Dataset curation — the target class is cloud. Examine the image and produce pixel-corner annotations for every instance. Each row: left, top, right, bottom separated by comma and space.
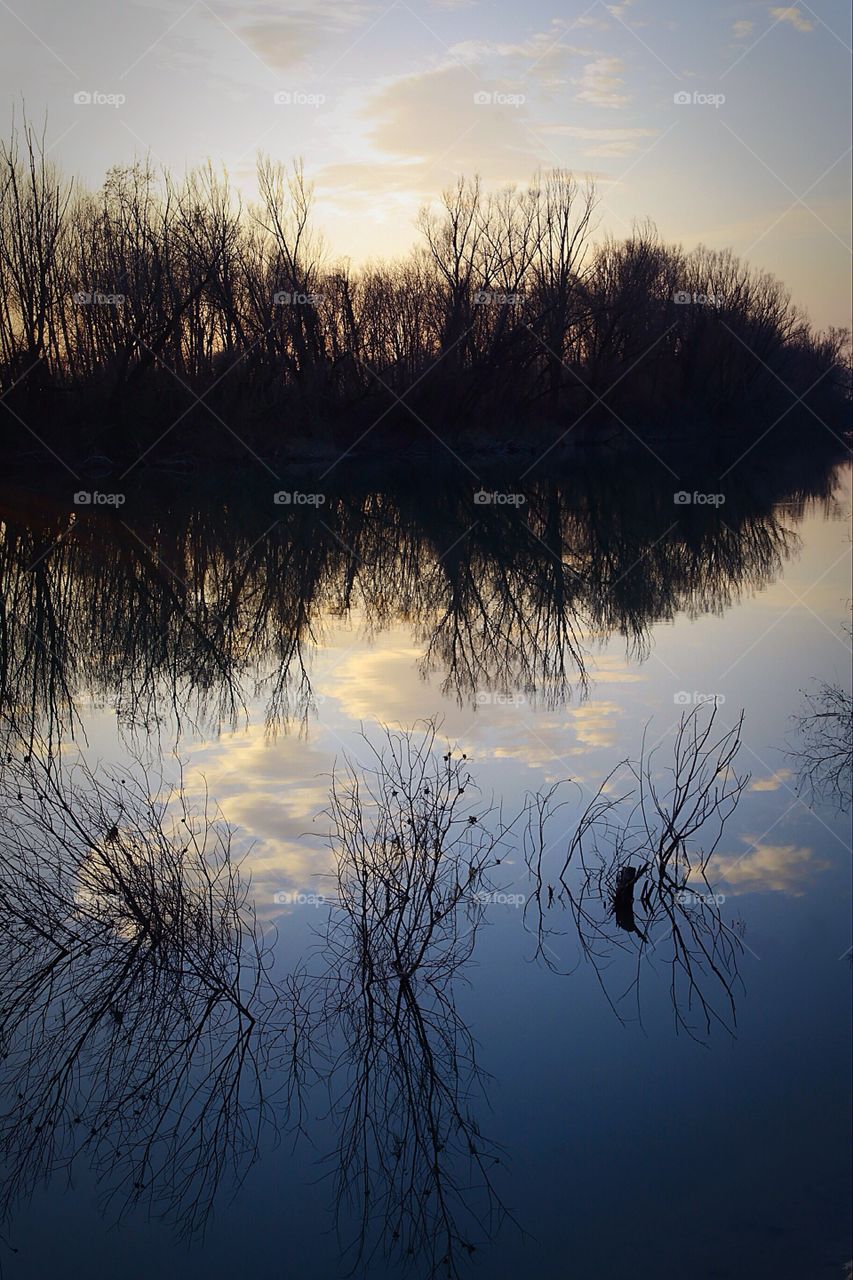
732, 19, 755, 40
312, 160, 431, 218
179, 724, 335, 916
568, 699, 622, 749
361, 63, 541, 182
237, 18, 323, 71
575, 57, 629, 108
714, 839, 830, 895
233, 2, 375, 72
570, 15, 612, 33
481, 706, 611, 778
540, 124, 657, 157
748, 769, 794, 792
321, 642, 434, 723
769, 6, 814, 32
311, 70, 542, 231
444, 25, 591, 87
587, 654, 645, 683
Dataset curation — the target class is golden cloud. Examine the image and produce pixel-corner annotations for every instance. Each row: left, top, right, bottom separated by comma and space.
714, 839, 830, 895
769, 7, 814, 33
575, 57, 629, 108
748, 769, 794, 792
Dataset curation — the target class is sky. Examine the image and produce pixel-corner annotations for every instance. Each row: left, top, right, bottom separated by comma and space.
0, 0, 850, 329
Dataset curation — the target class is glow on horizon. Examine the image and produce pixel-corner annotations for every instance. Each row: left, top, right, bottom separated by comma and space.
0, 0, 850, 329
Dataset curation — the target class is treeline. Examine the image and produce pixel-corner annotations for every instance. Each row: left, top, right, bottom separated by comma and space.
0, 119, 849, 460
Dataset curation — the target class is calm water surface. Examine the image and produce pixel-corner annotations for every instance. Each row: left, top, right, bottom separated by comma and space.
1, 455, 850, 1279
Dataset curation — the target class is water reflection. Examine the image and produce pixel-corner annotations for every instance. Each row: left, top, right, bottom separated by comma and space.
0, 735, 280, 1239
0, 724, 531, 1270
0, 451, 840, 744
525, 707, 747, 1040
789, 621, 853, 813
0, 715, 752, 1274
0, 457, 848, 1276
304, 725, 523, 1277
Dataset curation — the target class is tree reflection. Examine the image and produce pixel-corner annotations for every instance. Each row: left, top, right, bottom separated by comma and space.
0, 722, 533, 1272
0, 711, 760, 1271
0, 453, 835, 746
789, 623, 853, 813
525, 707, 748, 1040
304, 724, 526, 1278
0, 733, 279, 1239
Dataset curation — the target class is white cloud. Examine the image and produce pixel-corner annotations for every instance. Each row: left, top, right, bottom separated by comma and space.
443, 25, 592, 86
571, 15, 612, 33
732, 19, 755, 40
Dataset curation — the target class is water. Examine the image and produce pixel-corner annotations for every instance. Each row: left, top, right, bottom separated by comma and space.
0, 452, 850, 1279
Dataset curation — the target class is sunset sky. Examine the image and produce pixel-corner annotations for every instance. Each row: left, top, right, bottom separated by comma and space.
1, 0, 850, 329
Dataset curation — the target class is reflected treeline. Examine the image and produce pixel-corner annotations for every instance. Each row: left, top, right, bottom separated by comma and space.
1, 453, 841, 742
0, 716, 749, 1275
525, 707, 747, 1040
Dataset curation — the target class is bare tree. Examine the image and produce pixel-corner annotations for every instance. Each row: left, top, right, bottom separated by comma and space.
0, 113, 846, 452
0, 115, 72, 381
